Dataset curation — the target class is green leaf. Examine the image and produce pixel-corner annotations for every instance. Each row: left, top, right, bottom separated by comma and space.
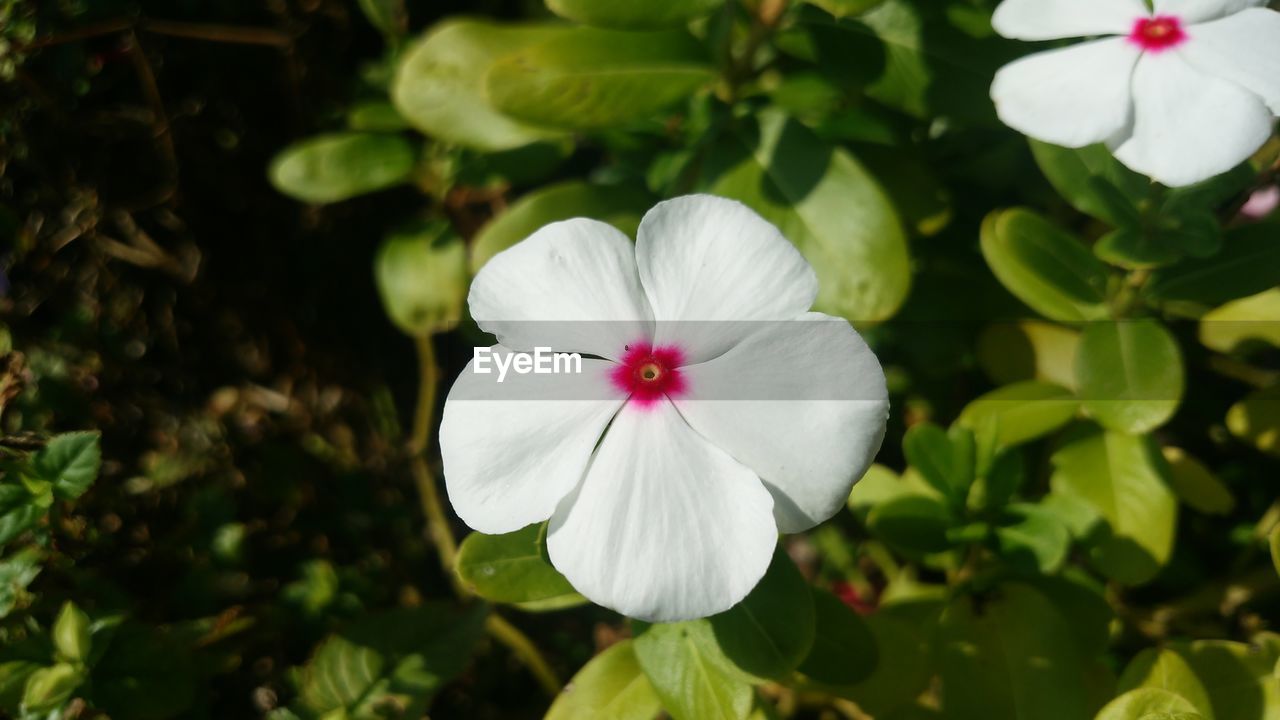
1146, 222, 1280, 312
1076, 320, 1184, 434
1117, 649, 1214, 720
346, 102, 408, 132
486, 28, 713, 130
34, 431, 101, 501
1226, 384, 1280, 458
699, 110, 910, 323
471, 181, 651, 273
994, 503, 1070, 574
797, 588, 877, 686
938, 583, 1089, 720
392, 20, 563, 151
867, 494, 953, 555
968, 448, 1026, 512
356, 0, 405, 39
374, 220, 467, 338
979, 208, 1110, 323
847, 464, 941, 520
1049, 426, 1177, 585
53, 602, 91, 663
1198, 289, 1280, 354
545, 0, 724, 29
902, 423, 973, 505
0, 548, 41, 619
1271, 525, 1280, 579
804, 0, 887, 17
1028, 141, 1149, 227
1171, 635, 1280, 720
1096, 688, 1203, 720
957, 381, 1078, 449
0, 661, 40, 714
268, 133, 415, 204
1024, 571, 1113, 658
634, 621, 752, 720
1161, 447, 1234, 516
1095, 226, 1183, 270
456, 524, 584, 611
0, 485, 41, 548
21, 662, 84, 714
710, 548, 815, 681
977, 321, 1080, 390
546, 640, 661, 720
836, 611, 933, 717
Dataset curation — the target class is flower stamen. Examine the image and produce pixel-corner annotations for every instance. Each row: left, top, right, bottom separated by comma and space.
610, 342, 687, 407
1129, 15, 1187, 52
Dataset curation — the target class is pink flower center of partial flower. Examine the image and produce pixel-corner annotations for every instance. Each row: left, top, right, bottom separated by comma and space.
610, 342, 687, 408
1130, 15, 1187, 51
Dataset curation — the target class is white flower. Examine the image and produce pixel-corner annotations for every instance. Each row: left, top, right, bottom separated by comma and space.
440, 195, 889, 622
990, 0, 1280, 187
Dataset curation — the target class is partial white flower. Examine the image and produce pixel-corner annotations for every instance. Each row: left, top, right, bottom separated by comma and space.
440, 195, 889, 622
990, 0, 1280, 187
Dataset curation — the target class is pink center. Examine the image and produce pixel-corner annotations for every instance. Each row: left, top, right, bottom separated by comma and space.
609, 342, 687, 408
1129, 15, 1187, 51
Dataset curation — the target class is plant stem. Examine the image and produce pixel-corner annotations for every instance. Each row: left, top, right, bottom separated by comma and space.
484, 615, 563, 697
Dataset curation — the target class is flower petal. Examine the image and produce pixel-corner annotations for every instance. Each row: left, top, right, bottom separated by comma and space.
1180, 8, 1280, 114
1112, 53, 1274, 187
635, 195, 818, 364
992, 0, 1149, 40
469, 218, 652, 360
674, 314, 889, 533
991, 38, 1142, 148
440, 347, 625, 534
546, 399, 777, 622
1155, 0, 1268, 24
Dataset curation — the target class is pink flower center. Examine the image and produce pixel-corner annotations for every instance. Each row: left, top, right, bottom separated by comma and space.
610, 342, 687, 408
1129, 15, 1187, 51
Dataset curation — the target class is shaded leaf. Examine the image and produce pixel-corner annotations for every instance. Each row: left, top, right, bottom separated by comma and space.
1147, 222, 1280, 312
977, 320, 1079, 389
797, 588, 877, 686
994, 503, 1070, 574
867, 494, 953, 554
1171, 635, 1280, 720
1198, 289, 1280, 354
710, 548, 815, 681
1029, 141, 1148, 227
1161, 447, 1234, 515
979, 208, 1110, 323
374, 221, 467, 338
268, 133, 415, 204
1226, 384, 1280, 458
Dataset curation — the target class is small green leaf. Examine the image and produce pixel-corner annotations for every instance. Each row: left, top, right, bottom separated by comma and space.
392, 20, 563, 151
456, 524, 584, 610
34, 432, 101, 501
346, 101, 408, 132
1198, 289, 1280, 354
1095, 688, 1202, 720
374, 221, 467, 337
0, 547, 41, 619
1147, 222, 1280, 312
1028, 141, 1149, 227
486, 28, 713, 130
546, 640, 661, 720
902, 423, 973, 505
1226, 384, 1280, 458
1095, 226, 1182, 270
710, 548, 815, 681
867, 494, 953, 555
546, 0, 724, 29
1076, 320, 1184, 434
0, 485, 41, 548
53, 601, 91, 663
994, 503, 1070, 574
1050, 426, 1177, 585
1117, 649, 1214, 719
980, 208, 1110, 322
268, 133, 415, 204
1161, 447, 1234, 515
797, 589, 877, 686
21, 663, 83, 714
956, 381, 1078, 448
634, 621, 752, 720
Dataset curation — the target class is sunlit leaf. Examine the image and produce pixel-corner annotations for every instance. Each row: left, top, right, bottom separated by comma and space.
1170, 636, 1280, 720
994, 503, 1070, 574
456, 524, 584, 611
1117, 649, 1213, 719
977, 320, 1080, 389
1198, 289, 1280, 354
1226, 384, 1280, 458
374, 221, 467, 337
979, 208, 1110, 323
957, 380, 1078, 449
34, 431, 101, 501
1076, 320, 1184, 434
1161, 447, 1234, 516
545, 640, 661, 720
634, 621, 752, 720
1095, 688, 1202, 720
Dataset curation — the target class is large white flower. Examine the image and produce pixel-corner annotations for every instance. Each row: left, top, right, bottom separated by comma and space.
440, 195, 889, 622
990, 0, 1280, 187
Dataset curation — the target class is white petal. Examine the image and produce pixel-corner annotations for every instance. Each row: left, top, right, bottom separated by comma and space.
469, 218, 652, 361
440, 348, 625, 534
1180, 8, 1280, 114
635, 195, 818, 364
547, 399, 777, 622
1112, 53, 1274, 187
991, 38, 1142, 148
1155, 0, 1268, 24
992, 0, 1148, 40
674, 314, 889, 533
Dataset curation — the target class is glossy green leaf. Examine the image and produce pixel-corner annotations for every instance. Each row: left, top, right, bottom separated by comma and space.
1146, 222, 1280, 312
1171, 636, 1280, 720
699, 110, 910, 323
1076, 320, 1184, 434
1096, 688, 1202, 720
456, 525, 584, 611
1161, 447, 1234, 515
977, 320, 1080, 389
392, 20, 563, 151
546, 0, 724, 29
1028, 141, 1148, 227
471, 181, 651, 273
486, 28, 713, 130
867, 494, 953, 554
980, 208, 1110, 322
634, 621, 752, 720
1117, 649, 1214, 719
374, 221, 467, 337
1050, 426, 1177, 585
797, 588, 877, 686
53, 601, 91, 663
1226, 384, 1280, 458
545, 640, 661, 720
1198, 289, 1280, 354
710, 548, 815, 681
994, 503, 1070, 574
902, 423, 973, 505
34, 432, 100, 501
938, 582, 1089, 720
268, 133, 415, 204
957, 381, 1078, 448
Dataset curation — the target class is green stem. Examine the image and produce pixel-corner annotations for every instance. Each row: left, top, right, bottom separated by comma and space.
484, 615, 563, 697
